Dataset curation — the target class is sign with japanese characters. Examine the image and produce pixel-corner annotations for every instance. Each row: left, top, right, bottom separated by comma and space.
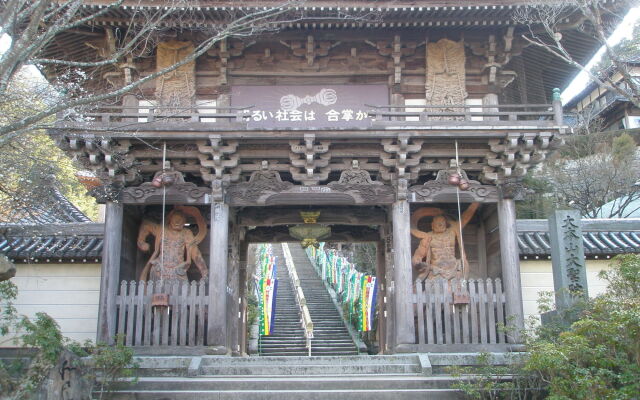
231, 85, 388, 129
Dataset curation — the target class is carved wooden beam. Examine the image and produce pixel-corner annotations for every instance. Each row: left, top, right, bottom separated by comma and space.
409, 182, 498, 203
237, 206, 386, 227
245, 225, 380, 243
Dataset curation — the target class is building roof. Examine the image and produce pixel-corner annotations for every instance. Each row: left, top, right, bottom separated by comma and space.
0, 223, 103, 263
0, 187, 92, 225
2, 218, 640, 263
517, 218, 640, 258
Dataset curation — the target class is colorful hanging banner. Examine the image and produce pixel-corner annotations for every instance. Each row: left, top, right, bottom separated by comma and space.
256, 244, 278, 336
305, 244, 378, 332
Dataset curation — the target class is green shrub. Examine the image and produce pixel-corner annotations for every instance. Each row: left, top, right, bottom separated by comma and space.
454, 254, 640, 400
523, 254, 640, 399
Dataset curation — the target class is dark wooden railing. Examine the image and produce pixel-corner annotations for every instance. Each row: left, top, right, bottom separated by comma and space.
368, 103, 561, 126
55, 101, 564, 131
412, 278, 509, 351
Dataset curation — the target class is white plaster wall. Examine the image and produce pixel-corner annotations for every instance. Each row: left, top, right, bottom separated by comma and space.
7, 263, 101, 344
520, 259, 613, 322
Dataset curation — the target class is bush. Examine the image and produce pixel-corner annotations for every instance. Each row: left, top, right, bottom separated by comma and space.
454, 254, 640, 400
0, 281, 137, 399
523, 254, 640, 399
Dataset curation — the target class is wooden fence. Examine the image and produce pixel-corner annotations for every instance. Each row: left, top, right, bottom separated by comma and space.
115, 280, 209, 347
413, 278, 507, 348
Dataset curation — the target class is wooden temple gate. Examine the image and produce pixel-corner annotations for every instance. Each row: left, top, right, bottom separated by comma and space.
43, 2, 579, 354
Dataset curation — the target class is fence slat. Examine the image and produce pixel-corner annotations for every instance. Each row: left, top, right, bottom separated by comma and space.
170, 281, 180, 346
188, 281, 197, 346
126, 281, 136, 346
478, 279, 488, 344
434, 280, 443, 344
197, 280, 206, 346
152, 281, 162, 346
179, 281, 188, 346
425, 280, 435, 344
135, 281, 145, 346
143, 281, 153, 346
161, 281, 171, 346
117, 281, 127, 339
469, 280, 479, 344
495, 278, 505, 343
443, 280, 452, 344
487, 279, 497, 344
461, 281, 470, 344
452, 281, 461, 344
415, 280, 425, 344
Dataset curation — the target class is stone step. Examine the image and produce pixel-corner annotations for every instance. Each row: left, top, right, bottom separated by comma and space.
114, 375, 462, 391
199, 355, 421, 366
199, 362, 419, 376
108, 388, 464, 399
259, 243, 358, 356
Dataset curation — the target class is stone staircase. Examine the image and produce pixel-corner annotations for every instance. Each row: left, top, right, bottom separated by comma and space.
259, 243, 359, 356
109, 354, 468, 399
258, 245, 307, 356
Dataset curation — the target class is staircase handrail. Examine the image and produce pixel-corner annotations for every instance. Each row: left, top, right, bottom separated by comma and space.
281, 243, 314, 356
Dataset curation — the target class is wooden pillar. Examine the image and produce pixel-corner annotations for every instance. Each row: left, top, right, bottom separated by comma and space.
238, 240, 249, 355
392, 199, 415, 347
97, 201, 123, 344
208, 199, 229, 352
497, 196, 525, 342
483, 93, 499, 122
228, 221, 240, 355
376, 240, 387, 354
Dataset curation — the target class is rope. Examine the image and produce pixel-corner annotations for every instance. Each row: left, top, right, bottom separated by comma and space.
454, 140, 467, 280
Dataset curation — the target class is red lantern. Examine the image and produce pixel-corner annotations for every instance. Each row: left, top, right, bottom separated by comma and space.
448, 173, 461, 185
152, 175, 163, 187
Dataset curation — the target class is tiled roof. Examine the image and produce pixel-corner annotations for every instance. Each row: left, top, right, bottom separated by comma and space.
2, 219, 639, 263
1, 188, 91, 224
0, 223, 103, 263
517, 219, 640, 258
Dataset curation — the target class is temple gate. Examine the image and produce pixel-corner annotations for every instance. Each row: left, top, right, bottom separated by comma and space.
46, 2, 575, 355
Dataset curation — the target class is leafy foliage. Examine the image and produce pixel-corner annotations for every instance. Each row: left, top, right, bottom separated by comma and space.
518, 131, 639, 218
0, 281, 136, 398
0, 73, 98, 222
453, 254, 640, 400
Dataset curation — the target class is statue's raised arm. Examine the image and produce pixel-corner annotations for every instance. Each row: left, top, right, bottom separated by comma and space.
457, 202, 479, 229
174, 206, 207, 245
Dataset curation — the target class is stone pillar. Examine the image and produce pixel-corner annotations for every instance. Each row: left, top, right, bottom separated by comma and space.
97, 201, 123, 344
497, 196, 524, 342
391, 198, 415, 347
548, 210, 588, 311
208, 182, 229, 353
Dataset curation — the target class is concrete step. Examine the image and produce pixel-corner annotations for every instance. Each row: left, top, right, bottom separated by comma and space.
115, 375, 462, 391
200, 363, 419, 376
108, 388, 464, 399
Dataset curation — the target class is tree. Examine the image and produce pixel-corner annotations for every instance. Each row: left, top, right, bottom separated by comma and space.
0, 71, 98, 221
0, 0, 381, 143
519, 125, 640, 219
0, 0, 306, 144
514, 0, 640, 107
0, 1, 379, 219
